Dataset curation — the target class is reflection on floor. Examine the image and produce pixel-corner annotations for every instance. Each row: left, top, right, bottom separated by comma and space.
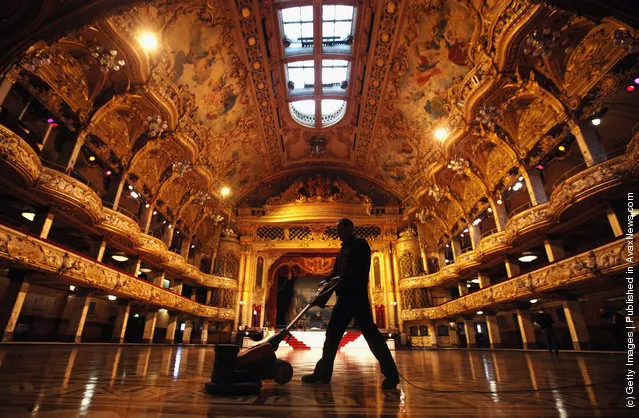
0, 345, 632, 417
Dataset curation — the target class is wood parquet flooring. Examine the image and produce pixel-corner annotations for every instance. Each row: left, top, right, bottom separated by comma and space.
0, 345, 631, 417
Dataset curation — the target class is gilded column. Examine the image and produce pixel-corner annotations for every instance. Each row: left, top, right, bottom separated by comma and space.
63, 291, 92, 343
570, 122, 607, 167
563, 300, 591, 350
65, 130, 88, 173
111, 300, 130, 343
544, 238, 565, 262
182, 320, 193, 344
390, 243, 404, 331
462, 315, 477, 348
0, 66, 19, 106
0, 270, 30, 342
142, 309, 158, 344
165, 314, 178, 344
516, 308, 537, 349
523, 169, 548, 206
485, 312, 502, 348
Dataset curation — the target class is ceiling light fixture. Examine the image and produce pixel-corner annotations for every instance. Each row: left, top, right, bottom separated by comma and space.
111, 253, 129, 262
105, 170, 112, 176
471, 278, 480, 284
138, 32, 158, 51
536, 164, 544, 170
591, 118, 601, 126
518, 252, 538, 263
130, 191, 139, 199
140, 268, 152, 273
530, 299, 538, 304
134, 313, 140, 318
153, 210, 157, 215
221, 186, 231, 197
476, 311, 484, 315
21, 211, 36, 222
69, 285, 76, 291
558, 145, 566, 152
487, 207, 493, 213
128, 185, 134, 190
466, 283, 471, 288
627, 85, 636, 93
88, 156, 96, 162
496, 198, 503, 205
107, 295, 117, 301
145, 203, 150, 208
512, 182, 523, 191
434, 127, 449, 141
472, 218, 481, 226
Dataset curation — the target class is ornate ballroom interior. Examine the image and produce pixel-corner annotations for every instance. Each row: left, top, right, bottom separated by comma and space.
0, 0, 637, 416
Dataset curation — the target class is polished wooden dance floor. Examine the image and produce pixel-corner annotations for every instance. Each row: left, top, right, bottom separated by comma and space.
0, 345, 631, 417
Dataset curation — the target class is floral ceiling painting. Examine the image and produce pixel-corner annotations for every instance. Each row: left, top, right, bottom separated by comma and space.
367, 1, 477, 193
161, 6, 269, 194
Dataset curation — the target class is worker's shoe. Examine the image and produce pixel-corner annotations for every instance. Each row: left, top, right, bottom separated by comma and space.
382, 376, 400, 390
301, 373, 330, 384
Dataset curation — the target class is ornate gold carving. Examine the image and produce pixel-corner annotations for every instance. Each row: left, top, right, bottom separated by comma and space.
266, 175, 372, 206
401, 236, 631, 320
0, 224, 234, 320
0, 123, 42, 185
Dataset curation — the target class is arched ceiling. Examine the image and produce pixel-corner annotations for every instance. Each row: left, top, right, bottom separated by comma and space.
2, 0, 638, 235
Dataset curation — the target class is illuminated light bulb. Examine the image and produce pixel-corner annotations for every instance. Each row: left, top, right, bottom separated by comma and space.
434, 127, 449, 141
466, 283, 471, 288
626, 85, 636, 93
476, 311, 483, 315
221, 186, 231, 197
138, 32, 158, 51
591, 118, 601, 126
47, 118, 54, 124
128, 185, 134, 190
145, 203, 150, 208
105, 170, 112, 176
496, 198, 503, 205
634, 77, 639, 85
130, 191, 139, 198
558, 145, 566, 152
487, 207, 493, 213
69, 285, 76, 291
530, 299, 538, 304
536, 164, 544, 170
153, 210, 157, 215
21, 211, 36, 221
88, 156, 96, 162
107, 295, 117, 301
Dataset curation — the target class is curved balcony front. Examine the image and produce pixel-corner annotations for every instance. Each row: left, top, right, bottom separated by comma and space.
0, 223, 234, 320
401, 236, 631, 321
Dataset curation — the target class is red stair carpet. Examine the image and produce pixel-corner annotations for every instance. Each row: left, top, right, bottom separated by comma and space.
338, 331, 362, 349
285, 333, 311, 349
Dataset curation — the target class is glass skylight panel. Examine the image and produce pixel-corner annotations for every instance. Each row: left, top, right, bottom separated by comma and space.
322, 99, 345, 116
287, 61, 315, 89
322, 60, 348, 87
322, 5, 354, 42
282, 6, 313, 47
291, 100, 315, 116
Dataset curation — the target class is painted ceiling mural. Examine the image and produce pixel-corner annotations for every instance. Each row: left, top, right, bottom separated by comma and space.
366, 0, 477, 192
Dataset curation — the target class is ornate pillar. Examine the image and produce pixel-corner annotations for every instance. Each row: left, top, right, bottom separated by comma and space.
428, 320, 438, 347
111, 172, 128, 211
563, 300, 591, 350
142, 309, 158, 344
451, 238, 462, 260
39, 212, 55, 240
516, 308, 537, 349
165, 314, 178, 344
462, 315, 477, 348
63, 291, 92, 343
605, 205, 624, 237
200, 320, 209, 344
111, 300, 130, 343
65, 130, 87, 173
449, 320, 460, 347
571, 123, 607, 166
0, 66, 19, 106
469, 224, 481, 249
0, 270, 29, 342
485, 312, 502, 348
140, 204, 154, 234
544, 237, 565, 262
523, 169, 548, 205
478, 272, 491, 289
390, 243, 404, 330
458, 281, 469, 296
182, 320, 193, 344
171, 281, 183, 296
181, 233, 192, 259
504, 257, 521, 278
491, 200, 508, 231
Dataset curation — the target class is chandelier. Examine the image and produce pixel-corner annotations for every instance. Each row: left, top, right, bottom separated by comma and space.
475, 104, 500, 130
427, 185, 445, 202
91, 46, 125, 72
522, 27, 561, 58
613, 30, 639, 53
145, 115, 168, 138
194, 192, 211, 205
172, 161, 192, 175
22, 51, 51, 72
447, 157, 469, 175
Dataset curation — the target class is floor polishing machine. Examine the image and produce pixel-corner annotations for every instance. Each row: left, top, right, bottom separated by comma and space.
204, 276, 341, 396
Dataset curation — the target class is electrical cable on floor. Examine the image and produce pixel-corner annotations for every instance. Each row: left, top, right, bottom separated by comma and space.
396, 372, 615, 394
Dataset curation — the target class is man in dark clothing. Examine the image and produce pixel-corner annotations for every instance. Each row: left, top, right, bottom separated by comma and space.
302, 218, 400, 390
535, 307, 559, 354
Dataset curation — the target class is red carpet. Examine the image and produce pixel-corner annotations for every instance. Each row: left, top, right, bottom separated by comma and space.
285, 333, 311, 349
338, 331, 362, 349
